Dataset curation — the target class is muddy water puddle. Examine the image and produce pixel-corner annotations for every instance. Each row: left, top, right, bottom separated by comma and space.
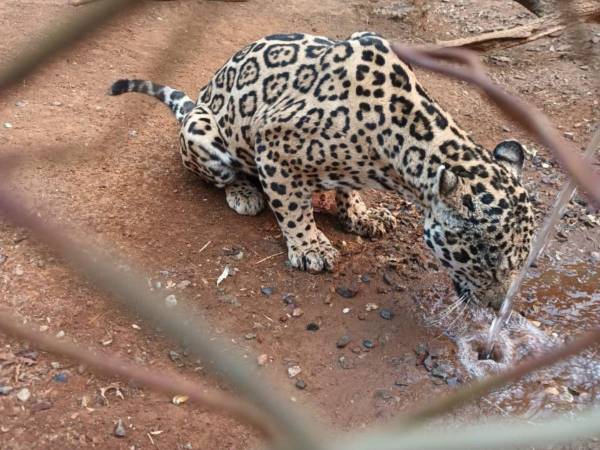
428, 261, 599, 419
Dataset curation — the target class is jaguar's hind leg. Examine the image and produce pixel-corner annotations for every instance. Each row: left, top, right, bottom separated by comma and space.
179, 105, 235, 188
225, 177, 266, 216
336, 189, 397, 237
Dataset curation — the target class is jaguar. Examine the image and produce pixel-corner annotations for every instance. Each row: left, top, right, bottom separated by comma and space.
109, 31, 535, 309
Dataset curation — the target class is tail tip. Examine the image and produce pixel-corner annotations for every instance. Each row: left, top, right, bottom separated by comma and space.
108, 79, 130, 96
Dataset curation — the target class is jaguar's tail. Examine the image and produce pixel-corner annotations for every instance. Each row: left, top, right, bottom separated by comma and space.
109, 79, 195, 123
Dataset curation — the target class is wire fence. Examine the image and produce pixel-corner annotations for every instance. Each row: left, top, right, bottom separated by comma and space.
0, 1, 599, 449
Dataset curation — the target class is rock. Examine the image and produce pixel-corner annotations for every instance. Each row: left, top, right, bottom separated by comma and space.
360, 274, 371, 283
374, 389, 393, 401
365, 302, 378, 311
591, 252, 600, 264
363, 339, 375, 349
287, 365, 302, 378
357, 312, 366, 320
446, 377, 460, 386
50, 362, 61, 369
16, 388, 30, 402
31, 401, 53, 412
415, 343, 428, 362
15, 100, 26, 107
282, 293, 296, 305
292, 308, 304, 317
430, 361, 455, 380
244, 333, 256, 340
165, 294, 178, 308
3, 122, 13, 129
335, 285, 358, 298
338, 356, 355, 369
52, 372, 68, 383
169, 350, 182, 364
394, 380, 410, 387
257, 354, 268, 366
177, 280, 192, 290
306, 322, 319, 331
379, 309, 393, 320
0, 386, 13, 395
114, 419, 126, 438
172, 395, 189, 405
260, 287, 274, 296
295, 379, 306, 390
336, 335, 351, 348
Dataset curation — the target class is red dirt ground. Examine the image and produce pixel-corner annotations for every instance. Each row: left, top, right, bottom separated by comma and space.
0, 0, 598, 449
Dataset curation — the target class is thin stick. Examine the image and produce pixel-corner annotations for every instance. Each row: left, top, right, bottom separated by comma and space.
0, 312, 273, 436
255, 251, 285, 265
198, 240, 212, 254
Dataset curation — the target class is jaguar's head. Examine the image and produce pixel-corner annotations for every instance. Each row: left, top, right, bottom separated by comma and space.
424, 140, 535, 309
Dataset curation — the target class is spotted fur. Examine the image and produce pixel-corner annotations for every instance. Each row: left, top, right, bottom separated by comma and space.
109, 32, 535, 308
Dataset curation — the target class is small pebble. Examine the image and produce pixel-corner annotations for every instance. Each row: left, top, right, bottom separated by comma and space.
336, 286, 358, 298
261, 287, 274, 296
50, 362, 61, 369
16, 388, 30, 402
52, 372, 68, 383
336, 335, 351, 348
342, 307, 351, 314
51, 100, 63, 106
177, 280, 192, 289
363, 339, 375, 349
257, 354, 268, 366
55, 330, 65, 339
0, 386, 13, 395
295, 379, 306, 390
287, 365, 302, 378
379, 309, 393, 320
292, 308, 304, 317
357, 312, 366, 320
365, 303, 378, 311
282, 293, 295, 305
244, 333, 256, 340
113, 419, 126, 438
306, 322, 319, 331
360, 274, 371, 283
164, 294, 178, 308
15, 100, 26, 107
3, 122, 13, 129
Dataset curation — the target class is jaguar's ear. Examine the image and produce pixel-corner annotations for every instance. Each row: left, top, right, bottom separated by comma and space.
493, 140, 524, 179
434, 165, 459, 198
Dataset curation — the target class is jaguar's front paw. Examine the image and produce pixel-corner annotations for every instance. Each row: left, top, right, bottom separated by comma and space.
341, 207, 397, 237
287, 232, 339, 273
